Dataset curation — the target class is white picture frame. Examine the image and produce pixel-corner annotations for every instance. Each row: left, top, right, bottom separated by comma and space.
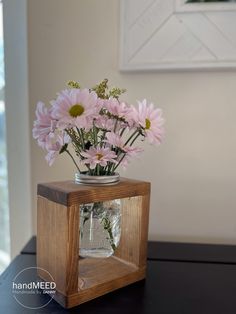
120, 0, 236, 71
176, 0, 236, 12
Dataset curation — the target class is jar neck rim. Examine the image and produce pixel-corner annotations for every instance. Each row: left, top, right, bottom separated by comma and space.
75, 172, 120, 185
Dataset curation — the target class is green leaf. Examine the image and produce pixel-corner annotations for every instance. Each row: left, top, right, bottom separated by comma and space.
59, 143, 68, 154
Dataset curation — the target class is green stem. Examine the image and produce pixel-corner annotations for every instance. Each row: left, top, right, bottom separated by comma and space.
113, 132, 141, 172
124, 130, 138, 146
101, 217, 116, 252
113, 154, 126, 172
96, 164, 100, 176
130, 132, 140, 146
100, 130, 106, 148
106, 161, 114, 175
103, 164, 108, 173
92, 123, 98, 147
65, 149, 81, 172
113, 119, 118, 133
120, 128, 126, 137
77, 127, 85, 149
66, 129, 81, 150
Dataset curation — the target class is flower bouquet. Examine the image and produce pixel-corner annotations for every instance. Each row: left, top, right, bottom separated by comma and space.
33, 79, 164, 178
33, 79, 164, 258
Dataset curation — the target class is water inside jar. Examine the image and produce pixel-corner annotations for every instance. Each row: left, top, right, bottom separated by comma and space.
79, 199, 121, 258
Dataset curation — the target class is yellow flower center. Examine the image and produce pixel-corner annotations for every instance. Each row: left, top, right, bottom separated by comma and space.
69, 103, 84, 117
96, 153, 103, 160
145, 118, 151, 130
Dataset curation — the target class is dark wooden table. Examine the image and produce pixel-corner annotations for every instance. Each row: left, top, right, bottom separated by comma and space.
1, 237, 236, 314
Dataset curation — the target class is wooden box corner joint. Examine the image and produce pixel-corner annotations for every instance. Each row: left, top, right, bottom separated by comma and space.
37, 178, 151, 308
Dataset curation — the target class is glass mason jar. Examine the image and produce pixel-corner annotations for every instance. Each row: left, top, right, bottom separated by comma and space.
76, 172, 121, 258
79, 200, 121, 258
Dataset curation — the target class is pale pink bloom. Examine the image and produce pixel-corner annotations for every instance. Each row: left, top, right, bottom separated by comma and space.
94, 115, 115, 131
33, 101, 71, 166
81, 147, 117, 169
125, 105, 140, 128
105, 132, 124, 149
51, 88, 99, 131
125, 146, 143, 157
104, 98, 133, 121
97, 97, 105, 111
32, 101, 57, 149
45, 132, 70, 166
118, 146, 143, 170
106, 132, 143, 154
133, 99, 164, 144
105, 132, 143, 169
45, 142, 62, 166
118, 155, 130, 169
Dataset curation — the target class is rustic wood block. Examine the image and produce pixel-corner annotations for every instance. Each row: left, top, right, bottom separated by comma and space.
37, 178, 150, 308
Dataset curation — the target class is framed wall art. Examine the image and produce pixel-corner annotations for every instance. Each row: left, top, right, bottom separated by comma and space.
120, 0, 236, 71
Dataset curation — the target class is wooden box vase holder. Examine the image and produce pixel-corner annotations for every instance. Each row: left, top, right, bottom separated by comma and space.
37, 178, 151, 308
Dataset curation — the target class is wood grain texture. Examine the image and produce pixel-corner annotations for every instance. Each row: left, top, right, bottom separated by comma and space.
66, 204, 79, 293
37, 178, 150, 206
37, 178, 151, 308
37, 196, 67, 294
52, 266, 146, 308
37, 196, 79, 295
78, 256, 138, 290
114, 194, 150, 268
67, 267, 146, 308
139, 194, 151, 268
114, 196, 142, 266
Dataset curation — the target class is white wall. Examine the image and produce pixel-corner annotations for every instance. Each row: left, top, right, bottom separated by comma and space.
28, 0, 236, 244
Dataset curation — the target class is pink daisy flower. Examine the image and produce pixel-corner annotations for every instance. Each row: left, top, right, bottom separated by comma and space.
105, 132, 124, 149
81, 147, 117, 169
134, 99, 164, 144
45, 132, 70, 166
105, 132, 143, 168
125, 146, 143, 157
106, 132, 143, 154
94, 115, 115, 131
45, 141, 62, 166
104, 98, 133, 121
118, 146, 143, 169
32, 101, 57, 149
51, 88, 99, 130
